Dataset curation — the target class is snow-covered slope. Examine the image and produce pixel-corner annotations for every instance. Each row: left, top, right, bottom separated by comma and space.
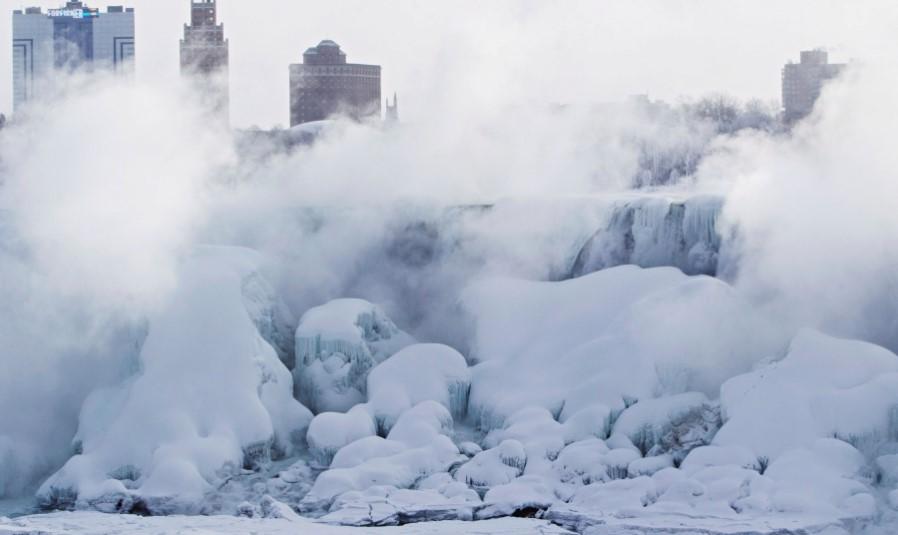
36, 247, 312, 515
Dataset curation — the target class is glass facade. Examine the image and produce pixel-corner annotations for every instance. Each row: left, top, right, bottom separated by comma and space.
12, 1, 134, 111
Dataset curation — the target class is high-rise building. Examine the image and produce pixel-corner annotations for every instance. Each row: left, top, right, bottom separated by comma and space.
180, 0, 229, 121
782, 49, 846, 122
12, 2, 134, 111
289, 40, 381, 127
385, 93, 399, 125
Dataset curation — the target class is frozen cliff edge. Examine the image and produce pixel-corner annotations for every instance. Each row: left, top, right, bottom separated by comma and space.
570, 195, 725, 278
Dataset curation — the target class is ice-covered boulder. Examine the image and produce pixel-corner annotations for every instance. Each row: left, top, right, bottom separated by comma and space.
306, 405, 377, 468
716, 330, 898, 459
478, 475, 559, 519
611, 392, 720, 461
454, 440, 527, 490
367, 344, 471, 433
293, 298, 415, 414
37, 247, 313, 514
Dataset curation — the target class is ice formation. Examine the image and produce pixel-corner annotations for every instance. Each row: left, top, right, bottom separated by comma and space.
293, 299, 414, 414
569, 195, 724, 278
10, 234, 898, 534
35, 247, 312, 514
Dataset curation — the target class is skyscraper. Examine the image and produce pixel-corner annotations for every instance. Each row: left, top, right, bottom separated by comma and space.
289, 40, 381, 127
12, 2, 134, 111
782, 49, 846, 123
180, 0, 229, 122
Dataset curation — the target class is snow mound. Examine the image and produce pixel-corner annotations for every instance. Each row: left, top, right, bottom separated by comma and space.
367, 344, 471, 433
306, 406, 377, 468
463, 265, 784, 431
300, 401, 465, 514
716, 329, 898, 459
294, 299, 414, 414
454, 440, 527, 490
37, 247, 312, 514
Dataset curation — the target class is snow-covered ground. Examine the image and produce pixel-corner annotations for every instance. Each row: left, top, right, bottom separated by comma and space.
0, 512, 574, 535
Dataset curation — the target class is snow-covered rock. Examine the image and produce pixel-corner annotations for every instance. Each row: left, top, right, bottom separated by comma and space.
367, 344, 471, 433
37, 247, 313, 514
611, 392, 720, 461
307, 406, 377, 468
454, 440, 527, 490
293, 299, 414, 414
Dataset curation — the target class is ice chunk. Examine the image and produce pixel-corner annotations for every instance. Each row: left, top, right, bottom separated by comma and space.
293, 299, 415, 414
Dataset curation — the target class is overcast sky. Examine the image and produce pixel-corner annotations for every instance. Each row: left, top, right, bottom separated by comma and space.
0, 0, 895, 128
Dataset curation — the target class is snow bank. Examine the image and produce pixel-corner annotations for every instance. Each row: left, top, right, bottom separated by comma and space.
36, 247, 312, 514
463, 265, 784, 430
293, 299, 414, 414
0, 511, 575, 534
716, 329, 898, 459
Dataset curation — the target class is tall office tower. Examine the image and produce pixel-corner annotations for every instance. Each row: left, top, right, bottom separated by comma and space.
385, 93, 399, 125
180, 0, 229, 122
782, 49, 846, 123
12, 2, 135, 111
289, 40, 381, 127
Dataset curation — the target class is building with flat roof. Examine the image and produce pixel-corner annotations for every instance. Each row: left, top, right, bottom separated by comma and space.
12, 1, 134, 111
782, 49, 846, 123
289, 40, 381, 127
180, 0, 229, 122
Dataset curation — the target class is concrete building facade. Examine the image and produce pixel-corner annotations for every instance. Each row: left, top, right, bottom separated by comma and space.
180, 0, 229, 121
289, 40, 381, 127
782, 49, 845, 122
13, 1, 134, 111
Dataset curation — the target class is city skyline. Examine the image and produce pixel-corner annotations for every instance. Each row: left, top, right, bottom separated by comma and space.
0, 0, 895, 128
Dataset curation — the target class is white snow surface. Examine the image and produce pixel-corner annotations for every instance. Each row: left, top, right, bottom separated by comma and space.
36, 247, 313, 514
0, 512, 574, 535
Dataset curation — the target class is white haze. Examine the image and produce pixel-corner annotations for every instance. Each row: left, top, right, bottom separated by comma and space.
1, 0, 898, 504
